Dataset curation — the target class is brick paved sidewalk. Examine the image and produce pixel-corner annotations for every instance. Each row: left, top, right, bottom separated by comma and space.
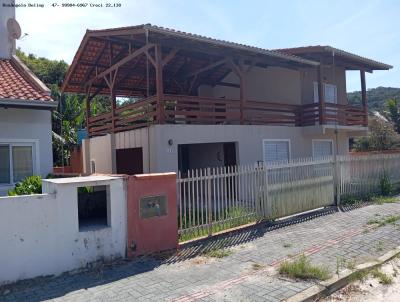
2, 202, 400, 302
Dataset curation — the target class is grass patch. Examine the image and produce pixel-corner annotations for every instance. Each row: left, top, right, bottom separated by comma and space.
367, 215, 400, 227
252, 263, 265, 271
203, 248, 232, 258
375, 241, 385, 252
335, 256, 357, 275
279, 255, 330, 281
349, 269, 370, 282
371, 269, 393, 284
372, 196, 397, 205
341, 193, 399, 206
179, 207, 258, 242
346, 260, 356, 270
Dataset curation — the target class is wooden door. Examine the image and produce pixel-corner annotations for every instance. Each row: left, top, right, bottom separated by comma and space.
116, 148, 143, 175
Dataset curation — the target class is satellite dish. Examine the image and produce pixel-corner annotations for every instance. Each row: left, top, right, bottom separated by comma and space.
7, 18, 22, 40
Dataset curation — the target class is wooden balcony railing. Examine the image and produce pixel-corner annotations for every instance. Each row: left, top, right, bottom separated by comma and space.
164, 95, 241, 124
88, 95, 368, 137
299, 103, 367, 127
88, 96, 157, 136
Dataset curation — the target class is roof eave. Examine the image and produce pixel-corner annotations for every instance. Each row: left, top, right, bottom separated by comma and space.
61, 31, 91, 94
323, 46, 393, 70
0, 98, 58, 110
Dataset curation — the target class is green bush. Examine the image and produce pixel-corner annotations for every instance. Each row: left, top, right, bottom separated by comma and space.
8, 176, 42, 196
380, 174, 392, 196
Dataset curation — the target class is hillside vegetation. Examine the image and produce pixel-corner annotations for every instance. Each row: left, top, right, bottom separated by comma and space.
348, 87, 400, 112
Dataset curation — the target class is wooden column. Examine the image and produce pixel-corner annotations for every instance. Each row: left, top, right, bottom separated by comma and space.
360, 70, 368, 126
317, 64, 325, 125
85, 86, 91, 135
155, 44, 165, 124
239, 74, 246, 124
229, 59, 246, 124
239, 60, 246, 124
85, 96, 90, 132
111, 90, 117, 132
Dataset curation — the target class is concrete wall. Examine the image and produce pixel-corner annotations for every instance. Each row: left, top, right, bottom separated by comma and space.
0, 108, 53, 195
88, 134, 116, 174
88, 129, 152, 174
148, 124, 350, 173
200, 66, 302, 104
83, 124, 350, 174
198, 64, 347, 106
0, 2, 15, 58
0, 175, 127, 285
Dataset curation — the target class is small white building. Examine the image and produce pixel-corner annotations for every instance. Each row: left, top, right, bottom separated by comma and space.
0, 6, 57, 195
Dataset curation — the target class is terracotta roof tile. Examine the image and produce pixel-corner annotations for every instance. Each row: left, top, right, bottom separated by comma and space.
0, 59, 53, 102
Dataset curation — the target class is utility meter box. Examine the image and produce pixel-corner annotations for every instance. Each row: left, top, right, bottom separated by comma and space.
126, 173, 178, 257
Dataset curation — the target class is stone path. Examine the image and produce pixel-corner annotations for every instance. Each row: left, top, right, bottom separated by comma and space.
2, 202, 400, 302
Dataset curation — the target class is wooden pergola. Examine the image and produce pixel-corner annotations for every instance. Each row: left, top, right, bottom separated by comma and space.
62, 25, 321, 135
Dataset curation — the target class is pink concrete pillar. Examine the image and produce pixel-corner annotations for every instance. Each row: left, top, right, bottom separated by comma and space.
126, 173, 178, 258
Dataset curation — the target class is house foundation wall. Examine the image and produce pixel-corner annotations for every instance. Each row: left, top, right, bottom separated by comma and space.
83, 124, 351, 174
149, 124, 350, 173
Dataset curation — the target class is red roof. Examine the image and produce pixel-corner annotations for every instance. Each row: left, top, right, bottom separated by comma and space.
0, 57, 53, 102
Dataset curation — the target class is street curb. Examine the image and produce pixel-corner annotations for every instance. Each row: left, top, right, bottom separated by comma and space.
285, 245, 400, 302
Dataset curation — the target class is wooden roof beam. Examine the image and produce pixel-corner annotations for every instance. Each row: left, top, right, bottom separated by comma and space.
85, 43, 155, 88
215, 81, 240, 88
145, 51, 156, 67
114, 58, 143, 87
162, 48, 180, 66
183, 58, 228, 78
80, 41, 108, 87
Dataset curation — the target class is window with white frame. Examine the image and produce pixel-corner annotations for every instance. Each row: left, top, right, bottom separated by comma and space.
263, 140, 290, 164
312, 140, 333, 159
313, 82, 337, 104
0, 143, 35, 184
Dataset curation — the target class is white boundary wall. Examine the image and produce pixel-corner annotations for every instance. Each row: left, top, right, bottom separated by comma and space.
0, 175, 127, 285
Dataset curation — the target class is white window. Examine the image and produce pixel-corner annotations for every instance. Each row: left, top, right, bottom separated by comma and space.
312, 140, 333, 159
0, 142, 36, 184
313, 82, 337, 104
263, 140, 290, 164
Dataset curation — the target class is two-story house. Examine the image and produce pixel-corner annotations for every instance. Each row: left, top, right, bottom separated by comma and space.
61, 24, 392, 175
0, 7, 56, 195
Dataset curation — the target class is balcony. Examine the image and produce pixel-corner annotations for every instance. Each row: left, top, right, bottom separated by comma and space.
88, 95, 367, 137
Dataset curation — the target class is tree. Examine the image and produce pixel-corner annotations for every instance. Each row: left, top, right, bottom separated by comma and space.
354, 117, 400, 151
384, 98, 400, 133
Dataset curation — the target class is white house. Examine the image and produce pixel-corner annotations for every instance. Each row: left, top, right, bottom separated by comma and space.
0, 6, 57, 195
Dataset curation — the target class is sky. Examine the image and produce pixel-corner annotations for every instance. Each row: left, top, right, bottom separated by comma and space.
10, 0, 400, 91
